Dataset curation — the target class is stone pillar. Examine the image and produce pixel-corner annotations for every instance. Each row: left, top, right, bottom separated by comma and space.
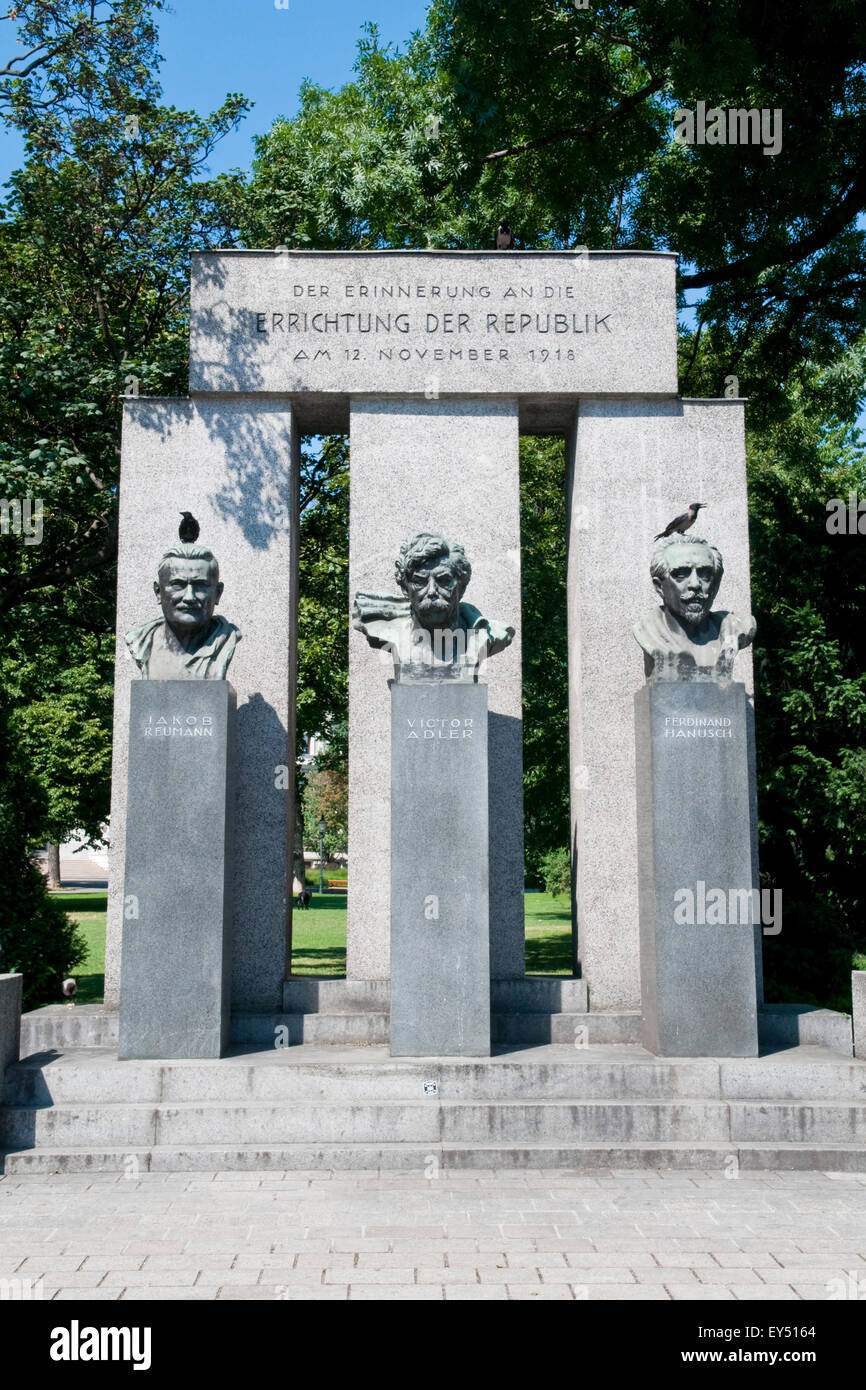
635, 681, 759, 1057
106, 398, 299, 1015
347, 398, 523, 982
854, 972, 866, 1061
390, 682, 490, 1056
118, 681, 236, 1059
0, 973, 22, 1081
567, 399, 755, 1011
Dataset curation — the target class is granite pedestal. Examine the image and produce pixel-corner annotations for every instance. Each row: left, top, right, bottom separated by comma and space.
567, 400, 756, 1011
118, 681, 236, 1060
106, 398, 298, 1017
390, 681, 490, 1057
635, 680, 759, 1057
348, 398, 523, 983
854, 972, 866, 1061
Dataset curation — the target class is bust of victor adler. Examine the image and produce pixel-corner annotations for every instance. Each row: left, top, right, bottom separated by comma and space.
633, 534, 755, 682
125, 543, 241, 680
352, 531, 514, 681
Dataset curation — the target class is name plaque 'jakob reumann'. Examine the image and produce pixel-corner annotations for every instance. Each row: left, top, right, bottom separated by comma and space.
355, 533, 514, 1057
118, 534, 239, 1061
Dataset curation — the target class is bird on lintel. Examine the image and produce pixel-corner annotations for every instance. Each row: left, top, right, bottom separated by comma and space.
495, 220, 515, 249
654, 502, 706, 541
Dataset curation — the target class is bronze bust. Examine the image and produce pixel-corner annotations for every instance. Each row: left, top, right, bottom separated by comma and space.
633, 535, 755, 682
126, 544, 241, 680
353, 532, 514, 681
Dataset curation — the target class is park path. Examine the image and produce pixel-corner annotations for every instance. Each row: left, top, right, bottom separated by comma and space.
1, 1168, 865, 1300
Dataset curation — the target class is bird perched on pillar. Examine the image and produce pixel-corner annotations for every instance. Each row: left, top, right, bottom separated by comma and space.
654, 502, 706, 541
178, 511, 200, 543
495, 220, 515, 249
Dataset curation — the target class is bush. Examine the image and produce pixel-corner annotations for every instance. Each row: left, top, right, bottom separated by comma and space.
0, 694, 87, 1010
540, 847, 571, 898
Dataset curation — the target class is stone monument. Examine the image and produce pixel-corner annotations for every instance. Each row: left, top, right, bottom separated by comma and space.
633, 533, 760, 1056
100, 250, 760, 1053
355, 533, 513, 1056
117, 535, 238, 1060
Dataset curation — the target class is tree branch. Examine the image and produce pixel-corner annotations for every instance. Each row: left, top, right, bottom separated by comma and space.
482, 75, 664, 163
680, 159, 866, 290
0, 516, 117, 613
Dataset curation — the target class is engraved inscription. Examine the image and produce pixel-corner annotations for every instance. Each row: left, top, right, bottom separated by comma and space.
143, 714, 215, 739
406, 717, 474, 741
663, 716, 733, 740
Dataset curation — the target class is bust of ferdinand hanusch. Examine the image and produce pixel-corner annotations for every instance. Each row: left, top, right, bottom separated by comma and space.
633, 535, 755, 683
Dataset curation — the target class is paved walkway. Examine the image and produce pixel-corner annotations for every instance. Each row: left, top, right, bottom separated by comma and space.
1, 1169, 864, 1300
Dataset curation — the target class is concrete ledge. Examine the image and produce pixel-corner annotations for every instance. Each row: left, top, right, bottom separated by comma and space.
281, 977, 588, 1015
20, 1005, 116, 1057
853, 972, 866, 1061
0, 975, 22, 1081
759, 1005, 853, 1058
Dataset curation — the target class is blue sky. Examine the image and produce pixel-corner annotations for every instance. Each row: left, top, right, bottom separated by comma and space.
0, 0, 432, 184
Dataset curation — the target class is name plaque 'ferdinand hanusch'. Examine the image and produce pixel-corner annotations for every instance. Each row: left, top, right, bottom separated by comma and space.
189, 250, 677, 397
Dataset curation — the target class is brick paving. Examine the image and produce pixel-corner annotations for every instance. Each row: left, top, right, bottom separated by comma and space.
1, 1168, 865, 1301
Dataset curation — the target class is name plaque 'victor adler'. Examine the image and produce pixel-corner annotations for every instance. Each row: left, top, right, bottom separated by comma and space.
189, 250, 677, 398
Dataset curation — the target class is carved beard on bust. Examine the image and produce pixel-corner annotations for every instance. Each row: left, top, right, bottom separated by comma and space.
672, 596, 711, 628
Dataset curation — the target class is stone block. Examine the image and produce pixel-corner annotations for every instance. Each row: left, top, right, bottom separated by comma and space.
390, 682, 490, 1056
106, 398, 298, 1015
635, 680, 759, 1056
567, 398, 756, 1010
189, 250, 678, 408
758, 1005, 853, 1058
118, 681, 235, 1059
0, 973, 22, 1082
853, 973, 866, 1060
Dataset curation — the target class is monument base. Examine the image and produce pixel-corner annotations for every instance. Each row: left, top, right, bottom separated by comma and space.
118, 681, 236, 1060
390, 681, 490, 1057
635, 681, 759, 1057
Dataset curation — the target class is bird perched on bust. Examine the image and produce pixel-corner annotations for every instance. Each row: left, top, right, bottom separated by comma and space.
654, 501, 706, 541
178, 511, 200, 543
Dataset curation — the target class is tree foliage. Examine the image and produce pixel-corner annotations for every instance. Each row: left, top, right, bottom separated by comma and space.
0, 689, 87, 1007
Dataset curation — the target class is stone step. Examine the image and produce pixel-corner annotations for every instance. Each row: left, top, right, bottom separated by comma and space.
7, 1046, 865, 1105
279, 977, 590, 1015
231, 1013, 390, 1046
3, 1139, 866, 1175
492, 1013, 640, 1045
20, 998, 852, 1056
4, 1097, 866, 1149
231, 1010, 630, 1047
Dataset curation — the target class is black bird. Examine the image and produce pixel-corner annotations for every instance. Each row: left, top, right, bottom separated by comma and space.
495, 220, 515, 250
179, 511, 200, 543
654, 502, 706, 541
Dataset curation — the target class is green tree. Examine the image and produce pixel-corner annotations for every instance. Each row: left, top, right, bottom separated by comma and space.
0, 0, 248, 847
0, 690, 87, 1008
748, 345, 866, 1009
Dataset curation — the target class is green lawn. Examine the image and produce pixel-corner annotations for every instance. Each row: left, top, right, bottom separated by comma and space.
49, 891, 106, 1004
48, 886, 575, 998
524, 892, 573, 975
